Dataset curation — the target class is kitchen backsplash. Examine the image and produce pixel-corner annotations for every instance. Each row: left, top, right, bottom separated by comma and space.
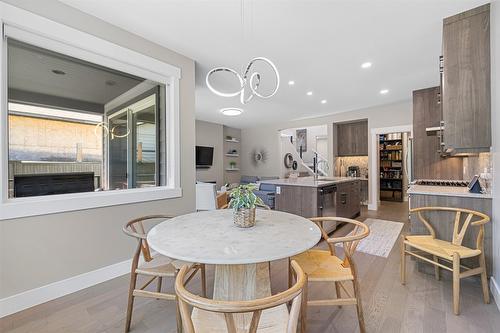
335, 156, 369, 178
463, 152, 492, 193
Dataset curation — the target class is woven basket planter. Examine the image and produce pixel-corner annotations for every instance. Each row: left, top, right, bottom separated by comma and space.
233, 207, 256, 228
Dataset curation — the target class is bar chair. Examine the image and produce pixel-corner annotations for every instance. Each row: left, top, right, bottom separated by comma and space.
123, 215, 207, 332
290, 217, 370, 333
175, 260, 306, 333
401, 207, 490, 315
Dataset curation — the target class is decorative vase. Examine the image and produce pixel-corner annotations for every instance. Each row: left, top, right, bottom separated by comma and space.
233, 207, 256, 228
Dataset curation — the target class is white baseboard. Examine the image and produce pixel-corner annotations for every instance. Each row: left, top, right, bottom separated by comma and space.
491, 276, 500, 312
0, 258, 131, 318
368, 202, 377, 211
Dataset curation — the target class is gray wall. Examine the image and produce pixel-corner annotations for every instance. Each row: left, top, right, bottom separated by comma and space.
195, 120, 224, 186
491, 0, 500, 290
0, 0, 196, 298
241, 101, 413, 205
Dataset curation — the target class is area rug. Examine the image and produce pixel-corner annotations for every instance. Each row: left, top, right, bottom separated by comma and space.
335, 218, 404, 258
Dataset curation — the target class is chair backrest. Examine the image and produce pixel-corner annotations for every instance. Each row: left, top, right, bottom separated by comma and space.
175, 260, 306, 333
409, 206, 490, 248
196, 182, 217, 210
309, 217, 370, 268
123, 215, 172, 262
216, 191, 229, 209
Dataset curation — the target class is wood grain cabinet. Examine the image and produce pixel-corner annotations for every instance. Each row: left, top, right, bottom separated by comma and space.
274, 185, 320, 218
441, 4, 491, 153
274, 182, 360, 220
336, 120, 368, 156
336, 180, 360, 219
412, 87, 463, 179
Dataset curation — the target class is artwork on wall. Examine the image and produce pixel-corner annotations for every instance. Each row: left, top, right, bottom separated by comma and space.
250, 148, 268, 167
296, 129, 307, 152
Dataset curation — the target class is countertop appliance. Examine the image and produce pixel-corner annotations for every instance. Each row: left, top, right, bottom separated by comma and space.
347, 166, 360, 178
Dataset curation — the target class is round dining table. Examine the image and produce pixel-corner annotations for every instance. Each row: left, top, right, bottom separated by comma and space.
147, 209, 321, 301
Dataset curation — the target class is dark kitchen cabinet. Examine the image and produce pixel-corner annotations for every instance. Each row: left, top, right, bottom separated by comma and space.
274, 182, 360, 220
336, 120, 368, 156
412, 87, 463, 179
274, 185, 321, 218
336, 180, 360, 219
441, 4, 491, 153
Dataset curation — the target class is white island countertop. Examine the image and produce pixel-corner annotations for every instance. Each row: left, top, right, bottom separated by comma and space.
259, 176, 361, 188
408, 184, 492, 199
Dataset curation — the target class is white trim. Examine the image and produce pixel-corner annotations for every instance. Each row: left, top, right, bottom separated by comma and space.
491, 277, 500, 313
0, 187, 182, 220
0, 258, 131, 318
369, 125, 413, 211
0, 3, 183, 219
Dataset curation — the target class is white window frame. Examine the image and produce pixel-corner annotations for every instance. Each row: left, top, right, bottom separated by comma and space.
0, 3, 182, 220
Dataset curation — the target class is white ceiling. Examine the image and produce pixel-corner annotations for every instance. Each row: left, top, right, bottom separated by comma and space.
60, 0, 488, 128
8, 39, 143, 108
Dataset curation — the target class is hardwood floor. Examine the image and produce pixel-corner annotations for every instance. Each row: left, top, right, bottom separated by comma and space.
1, 202, 498, 333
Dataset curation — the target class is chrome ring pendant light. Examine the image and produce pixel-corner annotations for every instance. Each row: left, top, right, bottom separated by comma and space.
206, 56, 280, 105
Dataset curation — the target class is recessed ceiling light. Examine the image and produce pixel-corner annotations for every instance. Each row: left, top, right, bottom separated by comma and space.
220, 107, 243, 116
321, 100, 327, 104
288, 80, 295, 85
361, 62, 372, 69
52, 69, 66, 75
380, 89, 389, 95
307, 91, 313, 96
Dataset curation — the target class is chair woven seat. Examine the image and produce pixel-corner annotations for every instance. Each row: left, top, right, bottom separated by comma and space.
292, 250, 354, 282
136, 255, 195, 277
404, 235, 481, 259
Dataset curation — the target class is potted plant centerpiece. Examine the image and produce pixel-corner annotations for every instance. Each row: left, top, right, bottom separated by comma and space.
229, 184, 264, 228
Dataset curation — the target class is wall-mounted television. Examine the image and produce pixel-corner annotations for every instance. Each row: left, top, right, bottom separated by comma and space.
196, 146, 214, 168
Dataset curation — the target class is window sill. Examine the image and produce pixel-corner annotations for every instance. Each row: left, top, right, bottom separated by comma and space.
0, 187, 182, 220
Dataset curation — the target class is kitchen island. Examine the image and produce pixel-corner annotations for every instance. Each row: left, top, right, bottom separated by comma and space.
408, 184, 493, 276
259, 177, 361, 232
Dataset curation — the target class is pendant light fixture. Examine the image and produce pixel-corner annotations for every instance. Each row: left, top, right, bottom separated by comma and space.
205, 0, 279, 105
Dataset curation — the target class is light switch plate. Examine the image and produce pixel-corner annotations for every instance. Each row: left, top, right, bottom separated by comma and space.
276, 186, 281, 194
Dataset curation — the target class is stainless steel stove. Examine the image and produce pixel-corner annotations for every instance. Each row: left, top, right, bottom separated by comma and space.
413, 179, 469, 187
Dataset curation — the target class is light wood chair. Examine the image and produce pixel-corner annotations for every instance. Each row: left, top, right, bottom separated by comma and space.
401, 207, 490, 315
123, 215, 207, 332
216, 191, 229, 209
290, 217, 370, 333
175, 260, 306, 333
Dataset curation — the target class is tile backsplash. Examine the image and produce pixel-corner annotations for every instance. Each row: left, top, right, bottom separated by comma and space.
463, 152, 492, 193
335, 156, 369, 178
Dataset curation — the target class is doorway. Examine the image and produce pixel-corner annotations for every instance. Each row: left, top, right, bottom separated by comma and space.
369, 125, 412, 211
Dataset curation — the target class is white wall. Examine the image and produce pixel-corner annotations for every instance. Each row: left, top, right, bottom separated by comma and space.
0, 0, 196, 300
241, 100, 413, 206
281, 125, 328, 164
490, 0, 500, 297
195, 120, 224, 186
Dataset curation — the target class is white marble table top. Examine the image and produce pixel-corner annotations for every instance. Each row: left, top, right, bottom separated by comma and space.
147, 209, 321, 265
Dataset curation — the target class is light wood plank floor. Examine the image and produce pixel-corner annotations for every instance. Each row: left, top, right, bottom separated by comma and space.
1, 202, 499, 333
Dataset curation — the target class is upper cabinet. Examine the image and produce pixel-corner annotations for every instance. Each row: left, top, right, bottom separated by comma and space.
441, 4, 491, 154
336, 120, 368, 156
413, 87, 463, 180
